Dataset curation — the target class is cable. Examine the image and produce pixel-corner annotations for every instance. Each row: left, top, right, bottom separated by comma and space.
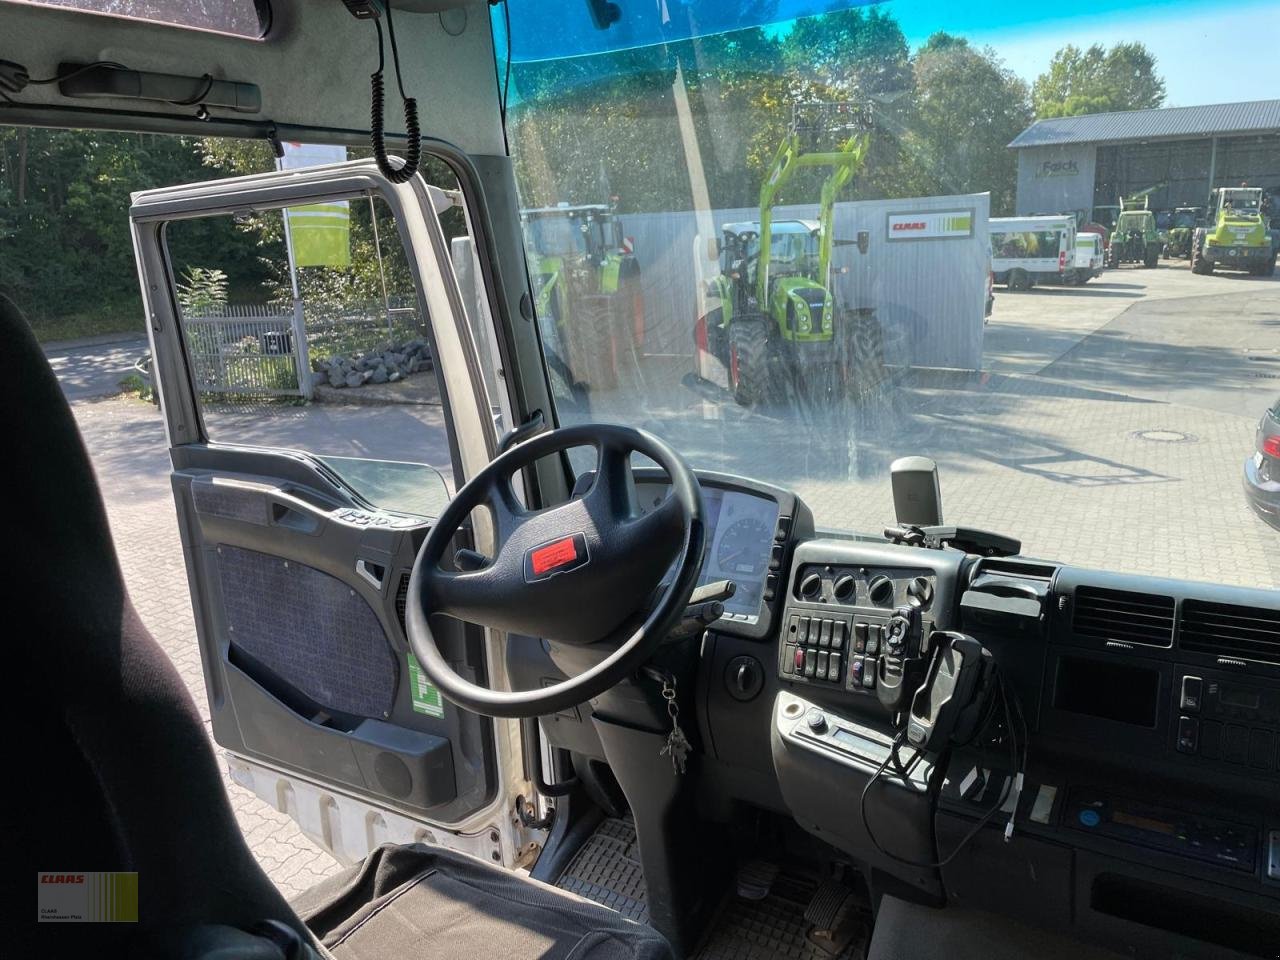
499, 0, 512, 152
368, 4, 420, 184
27, 60, 127, 86
169, 73, 214, 107
860, 678, 1022, 869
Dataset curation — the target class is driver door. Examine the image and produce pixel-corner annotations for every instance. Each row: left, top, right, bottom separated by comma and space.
129, 158, 535, 867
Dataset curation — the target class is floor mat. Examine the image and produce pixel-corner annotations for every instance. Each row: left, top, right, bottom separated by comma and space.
554, 816, 649, 922
694, 871, 868, 960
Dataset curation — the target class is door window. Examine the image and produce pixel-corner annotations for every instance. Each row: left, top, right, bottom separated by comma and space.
160, 159, 500, 518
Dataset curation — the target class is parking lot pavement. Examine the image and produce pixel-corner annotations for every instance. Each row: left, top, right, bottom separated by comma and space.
58, 262, 1279, 895
43, 333, 150, 401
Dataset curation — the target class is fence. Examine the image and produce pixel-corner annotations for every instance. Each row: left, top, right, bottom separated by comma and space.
181, 295, 424, 399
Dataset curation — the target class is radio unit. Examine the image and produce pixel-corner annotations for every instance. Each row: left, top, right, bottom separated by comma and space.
1172, 670, 1280, 775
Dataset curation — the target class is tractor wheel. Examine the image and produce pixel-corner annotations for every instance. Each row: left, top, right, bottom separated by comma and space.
841, 309, 887, 402
1106, 247, 1119, 269
570, 297, 619, 392
729, 319, 771, 407
1187, 235, 1208, 276
1144, 246, 1159, 269
1262, 255, 1277, 278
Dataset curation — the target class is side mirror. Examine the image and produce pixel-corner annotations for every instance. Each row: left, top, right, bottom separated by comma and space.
857, 230, 870, 255
706, 237, 720, 261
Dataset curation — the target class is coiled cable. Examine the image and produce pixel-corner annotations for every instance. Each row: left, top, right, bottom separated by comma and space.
369, 7, 419, 184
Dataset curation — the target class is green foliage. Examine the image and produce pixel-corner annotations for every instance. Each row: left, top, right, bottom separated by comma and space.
507, 14, 1031, 216
901, 34, 1032, 214
175, 266, 229, 312
1032, 43, 1166, 118
0, 129, 274, 341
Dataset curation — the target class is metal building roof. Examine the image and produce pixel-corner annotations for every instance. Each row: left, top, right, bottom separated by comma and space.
1009, 99, 1280, 149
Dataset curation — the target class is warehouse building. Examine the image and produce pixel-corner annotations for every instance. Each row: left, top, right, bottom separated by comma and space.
1009, 99, 1280, 224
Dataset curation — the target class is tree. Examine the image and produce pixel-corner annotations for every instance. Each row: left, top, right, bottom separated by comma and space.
1032, 43, 1166, 118
895, 34, 1032, 214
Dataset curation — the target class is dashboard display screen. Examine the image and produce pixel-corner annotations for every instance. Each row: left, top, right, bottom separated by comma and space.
637, 482, 779, 621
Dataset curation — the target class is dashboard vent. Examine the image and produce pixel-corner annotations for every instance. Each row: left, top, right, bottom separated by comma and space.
977, 558, 1056, 582
1180, 600, 1280, 666
1072, 586, 1174, 649
395, 572, 410, 633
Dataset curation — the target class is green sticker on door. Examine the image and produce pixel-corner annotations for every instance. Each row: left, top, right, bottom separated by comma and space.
407, 653, 445, 718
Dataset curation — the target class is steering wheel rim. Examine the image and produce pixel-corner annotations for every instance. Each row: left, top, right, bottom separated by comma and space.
405, 423, 705, 719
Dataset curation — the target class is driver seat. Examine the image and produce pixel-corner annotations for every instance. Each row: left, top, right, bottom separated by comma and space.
5, 298, 672, 960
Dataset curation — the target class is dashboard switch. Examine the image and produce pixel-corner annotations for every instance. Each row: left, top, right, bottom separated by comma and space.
793, 647, 806, 673
830, 621, 846, 651
804, 650, 817, 679
817, 651, 830, 678
1180, 676, 1203, 713
818, 619, 833, 648
849, 657, 864, 684
853, 623, 867, 653
1176, 716, 1199, 754
827, 652, 842, 682
1267, 831, 1280, 881
783, 644, 797, 675
797, 617, 811, 644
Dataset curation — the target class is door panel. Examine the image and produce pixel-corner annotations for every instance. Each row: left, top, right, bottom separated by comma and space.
172, 452, 490, 820
131, 160, 525, 862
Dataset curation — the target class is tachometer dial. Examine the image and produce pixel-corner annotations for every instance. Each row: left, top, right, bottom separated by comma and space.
715, 517, 770, 577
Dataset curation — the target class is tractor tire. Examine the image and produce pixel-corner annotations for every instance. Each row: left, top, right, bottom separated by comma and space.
1143, 246, 1159, 269
841, 309, 887, 403
1187, 235, 1208, 276
729, 319, 771, 408
1262, 255, 1277, 278
1106, 247, 1119, 269
570, 297, 619, 392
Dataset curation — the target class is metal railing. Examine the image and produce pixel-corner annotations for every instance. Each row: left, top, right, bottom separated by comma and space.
180, 295, 424, 400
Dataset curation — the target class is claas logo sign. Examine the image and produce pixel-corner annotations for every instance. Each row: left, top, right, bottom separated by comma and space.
886, 210, 974, 241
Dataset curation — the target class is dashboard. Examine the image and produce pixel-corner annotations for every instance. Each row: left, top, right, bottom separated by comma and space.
517, 468, 1280, 959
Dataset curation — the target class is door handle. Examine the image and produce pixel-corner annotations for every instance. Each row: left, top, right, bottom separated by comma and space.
355, 558, 385, 590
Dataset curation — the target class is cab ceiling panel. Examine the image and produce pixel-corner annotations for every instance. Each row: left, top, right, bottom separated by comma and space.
0, 0, 503, 156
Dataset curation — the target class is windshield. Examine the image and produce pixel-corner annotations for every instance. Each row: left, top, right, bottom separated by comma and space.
495, 0, 1280, 590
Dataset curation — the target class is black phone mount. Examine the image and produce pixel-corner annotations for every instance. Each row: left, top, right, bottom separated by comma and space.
905, 631, 994, 752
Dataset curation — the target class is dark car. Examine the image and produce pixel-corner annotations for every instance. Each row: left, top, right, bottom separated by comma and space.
1244, 396, 1280, 529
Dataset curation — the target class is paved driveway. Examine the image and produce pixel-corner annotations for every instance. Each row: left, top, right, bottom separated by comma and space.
44, 334, 150, 401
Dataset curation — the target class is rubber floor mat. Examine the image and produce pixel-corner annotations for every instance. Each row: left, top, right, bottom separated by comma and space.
694, 871, 868, 960
554, 816, 649, 922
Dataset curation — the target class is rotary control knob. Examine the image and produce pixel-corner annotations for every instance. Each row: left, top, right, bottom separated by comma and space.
868, 575, 895, 606
907, 576, 934, 608
885, 616, 910, 654
799, 572, 823, 600
832, 574, 857, 603
806, 708, 828, 734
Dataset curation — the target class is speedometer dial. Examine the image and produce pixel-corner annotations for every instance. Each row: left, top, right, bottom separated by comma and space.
716, 517, 770, 578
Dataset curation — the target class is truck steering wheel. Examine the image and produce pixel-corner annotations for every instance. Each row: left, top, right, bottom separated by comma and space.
405, 423, 706, 718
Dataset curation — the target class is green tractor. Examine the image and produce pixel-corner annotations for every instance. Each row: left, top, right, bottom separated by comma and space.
522, 203, 644, 392
695, 102, 881, 407
1106, 194, 1162, 269
1191, 187, 1276, 276
1163, 206, 1204, 260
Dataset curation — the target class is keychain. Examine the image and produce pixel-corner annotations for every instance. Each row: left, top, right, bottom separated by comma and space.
659, 675, 691, 775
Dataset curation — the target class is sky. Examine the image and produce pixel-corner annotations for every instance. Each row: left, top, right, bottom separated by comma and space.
504, 0, 1280, 108
893, 0, 1280, 106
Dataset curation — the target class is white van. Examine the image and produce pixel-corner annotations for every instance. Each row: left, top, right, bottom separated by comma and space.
1070, 231, 1105, 284
990, 215, 1076, 290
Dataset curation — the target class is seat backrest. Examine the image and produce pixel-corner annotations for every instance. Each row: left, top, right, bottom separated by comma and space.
3, 296, 311, 957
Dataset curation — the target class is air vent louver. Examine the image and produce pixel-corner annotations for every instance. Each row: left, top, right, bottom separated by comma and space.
1180, 599, 1280, 666
1072, 586, 1174, 648
395, 572, 410, 632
